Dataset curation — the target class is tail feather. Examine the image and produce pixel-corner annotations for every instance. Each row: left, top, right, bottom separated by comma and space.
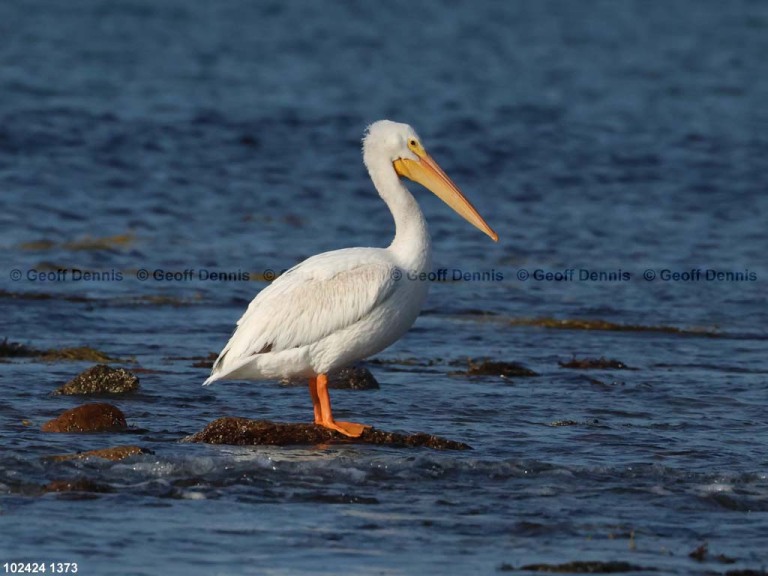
202, 348, 229, 386
202, 353, 258, 385
202, 373, 219, 386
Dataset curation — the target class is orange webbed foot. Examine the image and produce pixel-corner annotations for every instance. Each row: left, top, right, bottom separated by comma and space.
334, 421, 371, 437
318, 420, 370, 438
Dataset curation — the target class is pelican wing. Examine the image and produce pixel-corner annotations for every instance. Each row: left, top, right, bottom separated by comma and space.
208, 249, 398, 379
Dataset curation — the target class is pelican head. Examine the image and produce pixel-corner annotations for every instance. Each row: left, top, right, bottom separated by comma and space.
363, 120, 498, 242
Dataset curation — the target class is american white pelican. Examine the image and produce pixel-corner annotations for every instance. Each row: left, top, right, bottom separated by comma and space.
204, 120, 498, 437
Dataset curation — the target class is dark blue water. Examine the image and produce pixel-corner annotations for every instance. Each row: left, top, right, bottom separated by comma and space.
1, 1, 767, 574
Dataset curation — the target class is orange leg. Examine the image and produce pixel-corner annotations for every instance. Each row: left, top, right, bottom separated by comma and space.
308, 373, 370, 437
308, 376, 323, 424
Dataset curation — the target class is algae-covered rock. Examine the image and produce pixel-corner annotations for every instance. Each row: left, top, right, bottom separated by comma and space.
41, 403, 127, 433
184, 417, 470, 450
53, 364, 139, 395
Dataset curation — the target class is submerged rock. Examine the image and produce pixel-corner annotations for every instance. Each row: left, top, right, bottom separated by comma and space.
40, 347, 121, 362
41, 403, 127, 433
0, 289, 92, 303
184, 417, 470, 450
46, 445, 151, 462
688, 543, 737, 565
280, 365, 380, 390
0, 339, 127, 363
53, 364, 140, 395
367, 357, 441, 368
453, 358, 538, 378
514, 560, 655, 573
688, 543, 708, 562
191, 352, 218, 369
559, 356, 633, 370
20, 233, 134, 252
44, 478, 113, 494
508, 316, 719, 337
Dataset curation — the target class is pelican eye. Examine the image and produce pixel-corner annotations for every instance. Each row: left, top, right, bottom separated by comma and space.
408, 139, 418, 148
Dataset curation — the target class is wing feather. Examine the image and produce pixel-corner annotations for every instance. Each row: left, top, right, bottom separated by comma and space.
210, 249, 398, 377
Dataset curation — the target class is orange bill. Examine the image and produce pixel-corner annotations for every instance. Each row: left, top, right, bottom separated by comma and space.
394, 151, 498, 242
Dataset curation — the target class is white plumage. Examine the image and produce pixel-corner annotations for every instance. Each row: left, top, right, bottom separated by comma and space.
204, 249, 421, 381
204, 120, 497, 436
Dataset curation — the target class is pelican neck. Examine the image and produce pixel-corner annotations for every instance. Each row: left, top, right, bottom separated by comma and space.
368, 162, 432, 273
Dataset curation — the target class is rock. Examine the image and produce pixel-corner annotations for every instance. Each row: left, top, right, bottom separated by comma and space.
452, 358, 538, 378
559, 356, 633, 370
41, 403, 127, 433
46, 445, 151, 462
53, 364, 139, 395
328, 366, 379, 389
0, 338, 41, 358
184, 417, 471, 450
280, 365, 380, 389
